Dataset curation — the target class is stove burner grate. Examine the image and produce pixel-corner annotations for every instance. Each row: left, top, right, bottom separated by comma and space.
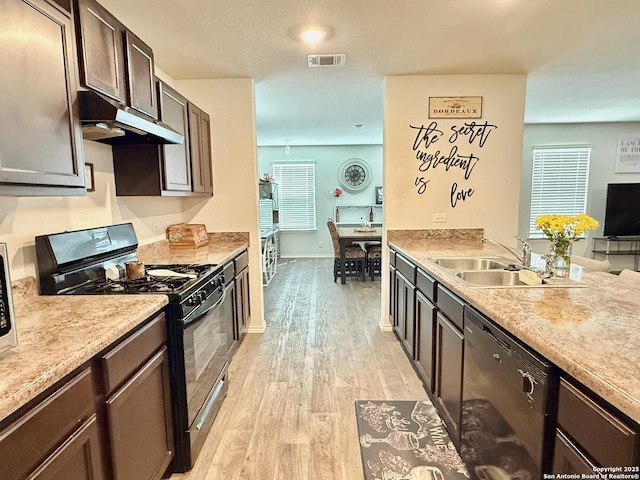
81, 275, 193, 294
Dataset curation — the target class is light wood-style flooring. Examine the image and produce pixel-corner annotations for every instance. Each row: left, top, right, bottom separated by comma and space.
170, 258, 428, 479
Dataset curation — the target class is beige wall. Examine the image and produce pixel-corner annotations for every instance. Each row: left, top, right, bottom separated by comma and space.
175, 78, 264, 332
384, 74, 526, 238
0, 139, 184, 280
381, 74, 526, 328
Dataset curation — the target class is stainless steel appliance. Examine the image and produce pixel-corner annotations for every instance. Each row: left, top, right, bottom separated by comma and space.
34, 223, 232, 473
460, 306, 557, 480
0, 243, 18, 354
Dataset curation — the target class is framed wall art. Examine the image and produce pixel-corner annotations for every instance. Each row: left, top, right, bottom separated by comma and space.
85, 163, 95, 192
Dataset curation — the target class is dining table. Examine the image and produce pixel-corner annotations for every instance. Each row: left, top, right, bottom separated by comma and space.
336, 226, 383, 284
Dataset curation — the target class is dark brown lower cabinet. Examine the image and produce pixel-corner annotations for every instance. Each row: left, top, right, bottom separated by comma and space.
29, 415, 105, 480
415, 290, 436, 393
552, 430, 596, 474
394, 271, 415, 355
100, 312, 173, 480
0, 311, 173, 480
552, 377, 639, 472
105, 347, 173, 480
434, 312, 464, 446
0, 368, 106, 480
389, 264, 397, 327
234, 250, 250, 339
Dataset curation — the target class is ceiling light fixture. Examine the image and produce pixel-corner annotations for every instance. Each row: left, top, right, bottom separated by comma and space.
354, 124, 365, 129
288, 23, 334, 43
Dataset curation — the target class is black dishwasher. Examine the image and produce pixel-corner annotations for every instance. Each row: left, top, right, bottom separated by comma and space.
460, 307, 557, 480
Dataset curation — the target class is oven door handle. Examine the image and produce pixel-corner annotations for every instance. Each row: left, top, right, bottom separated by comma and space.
182, 288, 226, 326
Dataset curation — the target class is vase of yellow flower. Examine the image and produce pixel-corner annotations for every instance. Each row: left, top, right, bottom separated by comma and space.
535, 214, 599, 277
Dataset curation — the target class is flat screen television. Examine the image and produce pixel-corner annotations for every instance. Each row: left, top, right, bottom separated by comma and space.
603, 183, 640, 238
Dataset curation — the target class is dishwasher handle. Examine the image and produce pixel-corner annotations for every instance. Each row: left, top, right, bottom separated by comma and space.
518, 368, 538, 403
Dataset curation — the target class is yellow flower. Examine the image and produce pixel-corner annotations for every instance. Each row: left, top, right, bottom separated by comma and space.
535, 214, 599, 257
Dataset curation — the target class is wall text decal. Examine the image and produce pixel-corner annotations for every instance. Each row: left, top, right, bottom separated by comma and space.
410, 120, 498, 207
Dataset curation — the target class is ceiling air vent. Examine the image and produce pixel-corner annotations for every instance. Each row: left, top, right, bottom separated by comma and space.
307, 54, 346, 68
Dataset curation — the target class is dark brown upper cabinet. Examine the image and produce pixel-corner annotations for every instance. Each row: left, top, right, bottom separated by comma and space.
125, 30, 158, 119
75, 0, 126, 103
0, 0, 86, 196
158, 82, 191, 192
74, 0, 158, 119
111, 81, 212, 197
188, 103, 214, 194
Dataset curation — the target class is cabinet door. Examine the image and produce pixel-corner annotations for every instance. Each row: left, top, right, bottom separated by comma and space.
106, 347, 173, 480
394, 272, 415, 356
0, 0, 85, 193
188, 103, 213, 194
158, 82, 191, 192
552, 430, 596, 475
435, 312, 464, 445
75, 0, 126, 103
28, 415, 106, 480
415, 290, 436, 393
389, 265, 396, 327
235, 266, 250, 337
124, 30, 158, 119
394, 272, 406, 341
0, 368, 97, 480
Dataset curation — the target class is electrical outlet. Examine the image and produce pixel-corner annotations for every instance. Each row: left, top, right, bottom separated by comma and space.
318, 240, 324, 248
433, 213, 447, 223
152, 222, 162, 233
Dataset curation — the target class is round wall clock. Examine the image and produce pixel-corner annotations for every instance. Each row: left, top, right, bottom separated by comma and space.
338, 158, 372, 193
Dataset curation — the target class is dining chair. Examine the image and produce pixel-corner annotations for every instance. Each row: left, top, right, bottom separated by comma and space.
618, 269, 640, 286
365, 243, 382, 280
327, 218, 366, 282
570, 255, 610, 272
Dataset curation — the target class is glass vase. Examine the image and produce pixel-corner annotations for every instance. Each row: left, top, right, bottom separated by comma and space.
552, 254, 571, 277
551, 243, 572, 277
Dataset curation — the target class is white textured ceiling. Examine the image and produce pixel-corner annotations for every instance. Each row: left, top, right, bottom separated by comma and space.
99, 0, 640, 146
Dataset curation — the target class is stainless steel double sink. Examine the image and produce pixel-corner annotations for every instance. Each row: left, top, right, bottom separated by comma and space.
429, 257, 584, 288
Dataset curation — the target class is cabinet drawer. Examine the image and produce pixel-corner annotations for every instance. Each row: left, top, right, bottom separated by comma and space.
557, 377, 639, 467
101, 312, 166, 395
0, 368, 95, 480
436, 285, 465, 330
389, 249, 397, 267
395, 254, 416, 284
234, 250, 249, 272
416, 268, 436, 302
223, 261, 235, 285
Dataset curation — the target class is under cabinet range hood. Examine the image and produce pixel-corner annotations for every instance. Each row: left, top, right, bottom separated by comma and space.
77, 90, 184, 145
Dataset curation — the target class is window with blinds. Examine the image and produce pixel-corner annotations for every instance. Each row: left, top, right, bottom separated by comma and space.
272, 163, 316, 231
529, 146, 591, 237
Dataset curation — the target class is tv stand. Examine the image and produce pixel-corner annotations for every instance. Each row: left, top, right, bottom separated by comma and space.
592, 237, 640, 271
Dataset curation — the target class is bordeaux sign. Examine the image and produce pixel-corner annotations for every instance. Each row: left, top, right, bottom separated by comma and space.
428, 96, 483, 119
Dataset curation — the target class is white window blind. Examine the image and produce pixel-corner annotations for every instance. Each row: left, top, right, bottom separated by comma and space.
529, 146, 591, 237
272, 163, 316, 231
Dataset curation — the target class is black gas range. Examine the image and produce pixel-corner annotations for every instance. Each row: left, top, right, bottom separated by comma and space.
35, 223, 232, 473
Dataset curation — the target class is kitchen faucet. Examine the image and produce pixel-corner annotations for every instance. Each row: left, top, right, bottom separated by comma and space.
482, 236, 531, 267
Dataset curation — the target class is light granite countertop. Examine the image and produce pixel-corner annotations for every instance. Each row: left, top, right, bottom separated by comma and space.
0, 234, 249, 424
389, 236, 640, 424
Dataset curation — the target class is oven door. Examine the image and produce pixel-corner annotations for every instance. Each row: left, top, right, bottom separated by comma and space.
181, 283, 234, 452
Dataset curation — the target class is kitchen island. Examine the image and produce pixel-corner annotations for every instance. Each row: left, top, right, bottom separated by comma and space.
389, 236, 640, 423
388, 231, 639, 472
